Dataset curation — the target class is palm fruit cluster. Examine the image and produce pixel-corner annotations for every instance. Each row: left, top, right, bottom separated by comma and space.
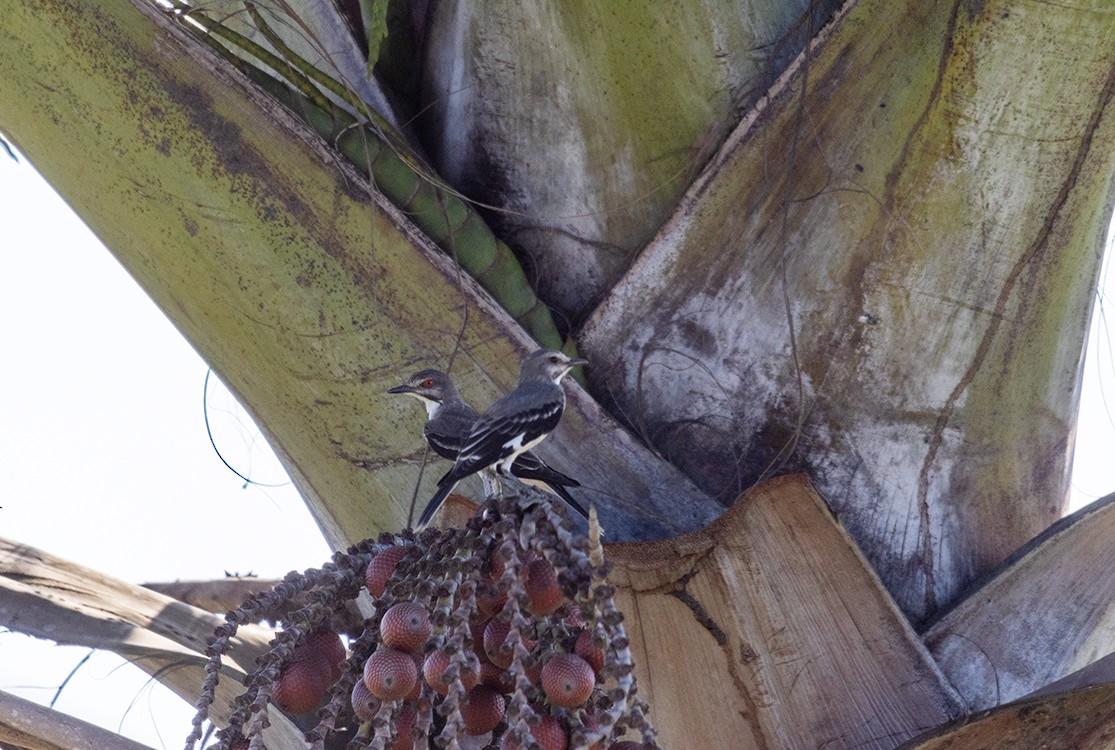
184, 488, 659, 750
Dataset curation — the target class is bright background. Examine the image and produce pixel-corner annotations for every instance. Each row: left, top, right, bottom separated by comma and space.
1, 142, 1113, 747
0, 147, 329, 747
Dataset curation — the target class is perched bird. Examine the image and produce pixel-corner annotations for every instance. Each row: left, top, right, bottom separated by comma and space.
389, 367, 588, 522
388, 369, 478, 462
412, 350, 586, 527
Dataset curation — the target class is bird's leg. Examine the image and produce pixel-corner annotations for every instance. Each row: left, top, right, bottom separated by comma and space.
480, 467, 501, 498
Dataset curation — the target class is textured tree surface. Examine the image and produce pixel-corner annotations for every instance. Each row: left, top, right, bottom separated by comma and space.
900, 681, 1115, 750
923, 493, 1115, 710
7, 0, 1111, 624
607, 475, 963, 749
4, 0, 1115, 747
0, 688, 156, 750
0, 0, 719, 548
0, 538, 305, 750
580, 0, 1115, 622
420, 0, 842, 321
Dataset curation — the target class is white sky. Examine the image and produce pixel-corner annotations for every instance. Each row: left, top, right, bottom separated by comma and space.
0, 148, 329, 747
0, 145, 1113, 748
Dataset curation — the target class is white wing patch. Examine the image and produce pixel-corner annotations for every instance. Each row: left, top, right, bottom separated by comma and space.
495, 431, 548, 474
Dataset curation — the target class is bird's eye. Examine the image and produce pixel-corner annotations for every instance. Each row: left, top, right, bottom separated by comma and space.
549, 355, 560, 364
421, 379, 434, 388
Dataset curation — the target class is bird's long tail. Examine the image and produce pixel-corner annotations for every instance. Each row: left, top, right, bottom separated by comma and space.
418, 473, 458, 527
548, 482, 589, 519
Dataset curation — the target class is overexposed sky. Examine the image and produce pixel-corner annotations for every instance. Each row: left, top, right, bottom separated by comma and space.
1072, 243, 1115, 506
0, 141, 1113, 747
0, 146, 328, 747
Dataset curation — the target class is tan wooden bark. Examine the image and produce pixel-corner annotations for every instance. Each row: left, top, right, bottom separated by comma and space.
4, 0, 1115, 747
0, 689, 157, 750
607, 475, 963, 750
1027, 651, 1115, 700
0, 538, 306, 750
581, 0, 1115, 622
0, 0, 720, 550
144, 578, 365, 632
923, 493, 1115, 710
900, 681, 1115, 750
144, 578, 284, 615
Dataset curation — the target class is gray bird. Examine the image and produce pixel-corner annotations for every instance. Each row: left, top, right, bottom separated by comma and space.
404, 350, 586, 527
388, 367, 588, 523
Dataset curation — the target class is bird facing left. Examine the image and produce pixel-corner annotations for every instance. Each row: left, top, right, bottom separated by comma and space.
390, 351, 587, 527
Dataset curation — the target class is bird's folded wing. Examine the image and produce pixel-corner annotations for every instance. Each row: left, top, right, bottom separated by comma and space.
458, 399, 564, 465
423, 425, 466, 460
512, 452, 580, 488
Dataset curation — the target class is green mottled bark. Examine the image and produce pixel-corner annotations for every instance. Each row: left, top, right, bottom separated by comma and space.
5, 0, 1115, 747
0, 0, 717, 549
182, 1, 566, 350
581, 0, 1115, 621
421, 0, 842, 321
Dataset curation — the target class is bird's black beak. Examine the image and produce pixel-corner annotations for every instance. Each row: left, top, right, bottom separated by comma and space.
387, 384, 414, 395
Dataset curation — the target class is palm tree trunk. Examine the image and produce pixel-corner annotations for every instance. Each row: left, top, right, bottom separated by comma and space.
580, 0, 1115, 621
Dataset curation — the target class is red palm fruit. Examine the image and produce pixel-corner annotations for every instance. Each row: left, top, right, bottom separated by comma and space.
476, 582, 509, 618
422, 648, 449, 692
289, 631, 340, 674
423, 648, 480, 695
460, 684, 506, 735
273, 660, 326, 714
499, 714, 568, 750
483, 618, 513, 668
390, 703, 418, 750
483, 620, 537, 670
380, 601, 432, 653
363, 647, 418, 701
541, 653, 595, 708
366, 546, 412, 598
488, 543, 507, 580
274, 629, 347, 715
525, 558, 564, 616
480, 662, 514, 692
350, 677, 378, 721
304, 629, 346, 680
574, 629, 605, 675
